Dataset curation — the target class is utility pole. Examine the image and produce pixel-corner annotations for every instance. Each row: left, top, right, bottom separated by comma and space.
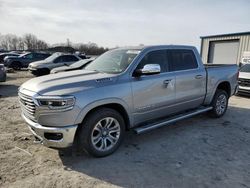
66, 38, 70, 47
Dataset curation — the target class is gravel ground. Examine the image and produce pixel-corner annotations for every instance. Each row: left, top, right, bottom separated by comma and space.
0, 71, 250, 188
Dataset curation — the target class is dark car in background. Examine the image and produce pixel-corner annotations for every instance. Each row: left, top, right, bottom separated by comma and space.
0, 53, 19, 64
4, 52, 50, 69
0, 64, 6, 82
50, 58, 95, 74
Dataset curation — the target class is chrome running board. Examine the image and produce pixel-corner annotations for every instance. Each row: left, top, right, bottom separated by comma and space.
134, 106, 213, 134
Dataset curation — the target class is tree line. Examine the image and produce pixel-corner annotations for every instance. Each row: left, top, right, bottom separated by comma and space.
0, 33, 48, 51
0, 33, 109, 55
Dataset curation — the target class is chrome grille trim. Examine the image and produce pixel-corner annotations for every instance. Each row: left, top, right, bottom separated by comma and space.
18, 92, 37, 122
238, 78, 250, 87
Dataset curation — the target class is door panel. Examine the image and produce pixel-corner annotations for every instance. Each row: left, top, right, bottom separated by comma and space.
167, 49, 206, 111
174, 69, 206, 110
131, 72, 176, 125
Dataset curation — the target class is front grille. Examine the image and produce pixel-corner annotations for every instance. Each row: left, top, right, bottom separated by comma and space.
18, 92, 37, 122
238, 78, 250, 87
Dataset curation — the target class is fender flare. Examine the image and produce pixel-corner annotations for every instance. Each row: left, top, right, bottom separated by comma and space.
74, 98, 133, 127
205, 79, 231, 105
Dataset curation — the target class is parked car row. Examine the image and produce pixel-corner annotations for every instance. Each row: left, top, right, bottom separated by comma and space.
3, 52, 51, 69
0, 51, 93, 82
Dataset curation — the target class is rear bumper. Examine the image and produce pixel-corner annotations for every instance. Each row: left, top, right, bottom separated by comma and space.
22, 113, 78, 148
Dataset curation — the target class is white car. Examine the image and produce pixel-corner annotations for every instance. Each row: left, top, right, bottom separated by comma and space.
238, 64, 250, 95
28, 53, 81, 76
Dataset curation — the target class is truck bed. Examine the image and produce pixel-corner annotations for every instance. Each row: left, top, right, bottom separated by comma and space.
203, 63, 238, 105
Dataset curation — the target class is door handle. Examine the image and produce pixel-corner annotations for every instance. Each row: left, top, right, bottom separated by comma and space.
163, 79, 172, 85
195, 75, 203, 79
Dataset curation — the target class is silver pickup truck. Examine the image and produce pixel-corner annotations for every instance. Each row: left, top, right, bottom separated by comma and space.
18, 45, 238, 157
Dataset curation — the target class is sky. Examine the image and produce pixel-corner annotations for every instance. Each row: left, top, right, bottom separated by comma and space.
0, 0, 249, 49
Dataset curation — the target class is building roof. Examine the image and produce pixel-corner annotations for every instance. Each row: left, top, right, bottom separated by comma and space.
200, 31, 250, 39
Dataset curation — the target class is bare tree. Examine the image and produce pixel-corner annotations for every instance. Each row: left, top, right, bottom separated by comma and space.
36, 39, 48, 50
0, 34, 8, 50
8, 34, 19, 50
77, 42, 108, 55
17, 37, 25, 51
23, 33, 38, 50
0, 33, 106, 54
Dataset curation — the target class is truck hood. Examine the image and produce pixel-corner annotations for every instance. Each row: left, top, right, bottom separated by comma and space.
20, 69, 117, 96
239, 72, 250, 79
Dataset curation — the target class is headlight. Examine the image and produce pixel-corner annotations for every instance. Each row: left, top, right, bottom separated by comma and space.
36, 96, 75, 111
0, 66, 5, 71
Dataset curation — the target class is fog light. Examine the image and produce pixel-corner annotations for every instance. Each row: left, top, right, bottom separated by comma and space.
44, 133, 63, 140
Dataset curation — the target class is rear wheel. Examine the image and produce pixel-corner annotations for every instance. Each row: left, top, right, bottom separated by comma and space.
77, 108, 125, 157
11, 61, 21, 70
209, 89, 229, 118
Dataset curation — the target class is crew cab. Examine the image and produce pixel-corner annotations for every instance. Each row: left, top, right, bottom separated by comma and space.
4, 52, 50, 69
18, 45, 238, 157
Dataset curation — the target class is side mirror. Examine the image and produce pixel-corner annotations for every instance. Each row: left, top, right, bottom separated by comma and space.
134, 64, 161, 76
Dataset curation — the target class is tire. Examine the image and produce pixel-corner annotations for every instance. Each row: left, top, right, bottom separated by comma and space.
209, 89, 229, 118
36, 68, 50, 76
11, 61, 21, 70
30, 70, 38, 76
77, 108, 125, 157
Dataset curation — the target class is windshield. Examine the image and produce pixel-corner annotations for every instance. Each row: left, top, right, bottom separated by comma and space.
84, 49, 141, 74
240, 64, 250, 73
45, 53, 62, 62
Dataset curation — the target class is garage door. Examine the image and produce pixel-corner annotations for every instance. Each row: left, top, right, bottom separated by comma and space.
208, 40, 239, 64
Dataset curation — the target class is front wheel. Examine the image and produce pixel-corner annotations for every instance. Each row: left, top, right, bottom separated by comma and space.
209, 89, 229, 118
36, 68, 50, 76
77, 108, 125, 157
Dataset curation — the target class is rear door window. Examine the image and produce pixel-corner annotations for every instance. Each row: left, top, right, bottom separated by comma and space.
25, 53, 33, 59
65, 55, 79, 62
167, 49, 198, 71
54, 56, 63, 63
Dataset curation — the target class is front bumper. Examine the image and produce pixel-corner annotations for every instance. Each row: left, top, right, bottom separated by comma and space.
22, 113, 78, 148
238, 86, 250, 94
28, 67, 38, 73
28, 67, 38, 71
